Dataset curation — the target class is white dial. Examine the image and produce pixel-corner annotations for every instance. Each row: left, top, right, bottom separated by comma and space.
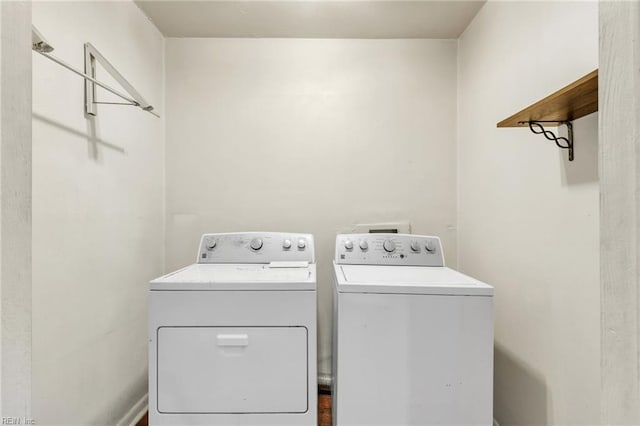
410, 240, 420, 252
206, 239, 217, 250
250, 238, 263, 251
297, 238, 306, 249
282, 239, 292, 249
383, 239, 396, 253
425, 240, 436, 252
359, 240, 369, 251
344, 240, 354, 250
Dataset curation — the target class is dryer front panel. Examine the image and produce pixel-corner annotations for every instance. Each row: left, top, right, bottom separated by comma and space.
157, 326, 308, 414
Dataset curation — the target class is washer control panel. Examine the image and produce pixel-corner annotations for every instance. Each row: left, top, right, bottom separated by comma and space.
335, 233, 444, 266
198, 232, 315, 264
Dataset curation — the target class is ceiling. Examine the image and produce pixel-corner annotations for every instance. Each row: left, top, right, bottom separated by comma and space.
135, 1, 486, 39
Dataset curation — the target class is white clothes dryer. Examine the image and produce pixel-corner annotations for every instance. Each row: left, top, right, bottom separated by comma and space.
149, 232, 317, 426
332, 233, 493, 426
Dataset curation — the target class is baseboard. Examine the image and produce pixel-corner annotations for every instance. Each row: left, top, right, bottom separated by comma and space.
117, 393, 148, 426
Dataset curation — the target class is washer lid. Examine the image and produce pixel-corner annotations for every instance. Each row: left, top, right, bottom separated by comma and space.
335, 264, 493, 296
150, 263, 316, 291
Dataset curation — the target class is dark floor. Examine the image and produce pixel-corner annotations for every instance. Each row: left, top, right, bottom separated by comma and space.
136, 393, 332, 426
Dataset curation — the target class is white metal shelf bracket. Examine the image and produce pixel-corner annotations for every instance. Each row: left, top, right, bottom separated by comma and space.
84, 43, 157, 117
31, 26, 158, 118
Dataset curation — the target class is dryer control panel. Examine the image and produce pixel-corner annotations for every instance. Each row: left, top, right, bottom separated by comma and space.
198, 232, 315, 264
334, 233, 444, 266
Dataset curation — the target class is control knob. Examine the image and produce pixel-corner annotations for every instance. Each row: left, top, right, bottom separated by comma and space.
425, 240, 436, 252
383, 239, 396, 253
250, 238, 263, 251
359, 240, 369, 251
298, 239, 306, 249
410, 240, 420, 252
344, 240, 354, 250
206, 239, 217, 250
283, 239, 292, 249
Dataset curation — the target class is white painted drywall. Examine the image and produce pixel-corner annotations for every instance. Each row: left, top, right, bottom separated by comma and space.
457, 1, 599, 424
0, 0, 32, 418
165, 38, 458, 375
599, 1, 640, 423
31, 1, 164, 424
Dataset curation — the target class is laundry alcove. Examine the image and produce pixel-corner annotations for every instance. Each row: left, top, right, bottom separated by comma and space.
3, 0, 632, 425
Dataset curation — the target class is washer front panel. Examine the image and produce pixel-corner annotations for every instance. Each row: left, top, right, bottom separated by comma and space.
333, 291, 493, 425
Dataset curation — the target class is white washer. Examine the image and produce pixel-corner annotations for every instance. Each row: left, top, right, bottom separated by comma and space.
332, 233, 493, 426
149, 232, 317, 426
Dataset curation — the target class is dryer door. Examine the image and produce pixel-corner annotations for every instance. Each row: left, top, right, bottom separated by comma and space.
157, 326, 308, 414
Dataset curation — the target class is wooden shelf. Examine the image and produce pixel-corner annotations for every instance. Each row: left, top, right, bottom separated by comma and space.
497, 69, 598, 128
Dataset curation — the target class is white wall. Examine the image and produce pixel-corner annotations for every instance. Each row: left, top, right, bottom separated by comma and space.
165, 38, 458, 374
457, 2, 599, 425
32, 1, 164, 424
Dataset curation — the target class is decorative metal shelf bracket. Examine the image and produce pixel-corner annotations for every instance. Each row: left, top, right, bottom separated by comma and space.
518, 120, 574, 161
